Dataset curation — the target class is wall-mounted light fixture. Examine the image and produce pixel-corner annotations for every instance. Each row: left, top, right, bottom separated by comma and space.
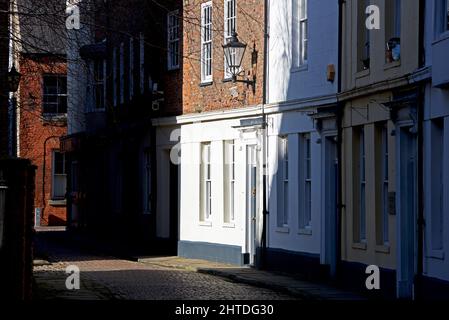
8, 66, 21, 92
223, 32, 256, 93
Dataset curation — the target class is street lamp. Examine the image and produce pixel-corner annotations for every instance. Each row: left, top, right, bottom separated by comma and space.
8, 66, 21, 92
222, 32, 256, 93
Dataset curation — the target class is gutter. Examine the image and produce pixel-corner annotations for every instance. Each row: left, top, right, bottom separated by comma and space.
260, 0, 269, 270
335, 0, 345, 278
415, 0, 426, 298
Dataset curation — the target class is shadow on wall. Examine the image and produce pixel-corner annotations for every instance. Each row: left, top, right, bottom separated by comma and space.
48, 214, 67, 226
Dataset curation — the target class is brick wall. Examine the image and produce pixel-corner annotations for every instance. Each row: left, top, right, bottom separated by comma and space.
105, 0, 183, 118
18, 54, 67, 226
182, 0, 265, 114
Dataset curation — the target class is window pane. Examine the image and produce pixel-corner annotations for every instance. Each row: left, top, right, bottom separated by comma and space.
446, 0, 449, 31
306, 181, 311, 226
361, 183, 366, 240
44, 77, 57, 92
383, 181, 389, 243
58, 96, 68, 113
230, 181, 235, 221
53, 175, 66, 198
54, 152, 64, 174
58, 76, 67, 94
299, 0, 306, 19
43, 75, 67, 114
206, 181, 211, 217
283, 181, 289, 225
43, 103, 57, 114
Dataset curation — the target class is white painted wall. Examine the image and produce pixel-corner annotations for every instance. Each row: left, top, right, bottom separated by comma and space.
266, 111, 321, 254
179, 118, 262, 251
265, 0, 338, 259
422, 0, 449, 283
423, 88, 449, 282
267, 0, 338, 104
155, 125, 179, 239
66, 1, 92, 135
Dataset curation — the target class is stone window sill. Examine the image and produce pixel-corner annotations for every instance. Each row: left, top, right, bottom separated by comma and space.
427, 250, 445, 260
375, 244, 391, 254
291, 64, 308, 73
49, 199, 66, 207
275, 226, 290, 234
352, 242, 367, 251
384, 60, 401, 71
222, 222, 235, 228
199, 221, 212, 227
298, 228, 312, 236
199, 81, 213, 87
355, 69, 370, 79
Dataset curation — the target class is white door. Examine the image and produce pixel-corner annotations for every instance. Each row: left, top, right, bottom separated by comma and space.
324, 136, 338, 276
397, 126, 418, 299
246, 145, 258, 265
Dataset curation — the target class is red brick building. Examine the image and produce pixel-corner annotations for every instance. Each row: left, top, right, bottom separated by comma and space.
171, 0, 267, 265
18, 54, 67, 226
13, 0, 68, 226
182, 0, 264, 113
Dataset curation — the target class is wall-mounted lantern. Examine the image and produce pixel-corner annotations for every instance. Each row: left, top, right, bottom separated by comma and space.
223, 32, 256, 93
8, 66, 21, 92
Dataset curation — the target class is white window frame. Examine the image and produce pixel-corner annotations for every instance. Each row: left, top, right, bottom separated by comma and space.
393, 0, 401, 38
299, 0, 308, 66
167, 10, 180, 70
431, 119, 444, 251
129, 37, 134, 100
52, 150, 67, 200
381, 123, 389, 245
446, 0, 449, 32
113, 47, 117, 107
224, 140, 236, 223
436, 0, 449, 35
201, 142, 212, 222
299, 133, 312, 230
201, 2, 213, 83
42, 74, 67, 115
359, 127, 367, 242
292, 0, 308, 68
119, 42, 125, 104
140, 33, 145, 94
224, 0, 237, 79
93, 59, 106, 111
143, 149, 152, 214
358, 0, 371, 70
281, 136, 289, 227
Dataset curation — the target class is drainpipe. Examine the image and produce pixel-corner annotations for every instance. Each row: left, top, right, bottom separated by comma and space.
415, 0, 426, 299
42, 136, 60, 224
260, 0, 269, 269
335, 0, 345, 278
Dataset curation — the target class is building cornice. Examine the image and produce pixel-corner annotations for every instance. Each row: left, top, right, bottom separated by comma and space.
338, 75, 411, 101
263, 94, 338, 114
152, 94, 339, 126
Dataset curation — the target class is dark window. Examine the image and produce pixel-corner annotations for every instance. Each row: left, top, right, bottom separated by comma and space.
94, 60, 105, 109
43, 75, 67, 114
52, 151, 67, 199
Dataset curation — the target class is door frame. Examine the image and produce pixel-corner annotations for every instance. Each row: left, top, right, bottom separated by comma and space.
396, 121, 418, 299
245, 142, 260, 266
321, 133, 338, 277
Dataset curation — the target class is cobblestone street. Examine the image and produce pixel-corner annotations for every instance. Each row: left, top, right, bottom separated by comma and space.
33, 231, 295, 300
